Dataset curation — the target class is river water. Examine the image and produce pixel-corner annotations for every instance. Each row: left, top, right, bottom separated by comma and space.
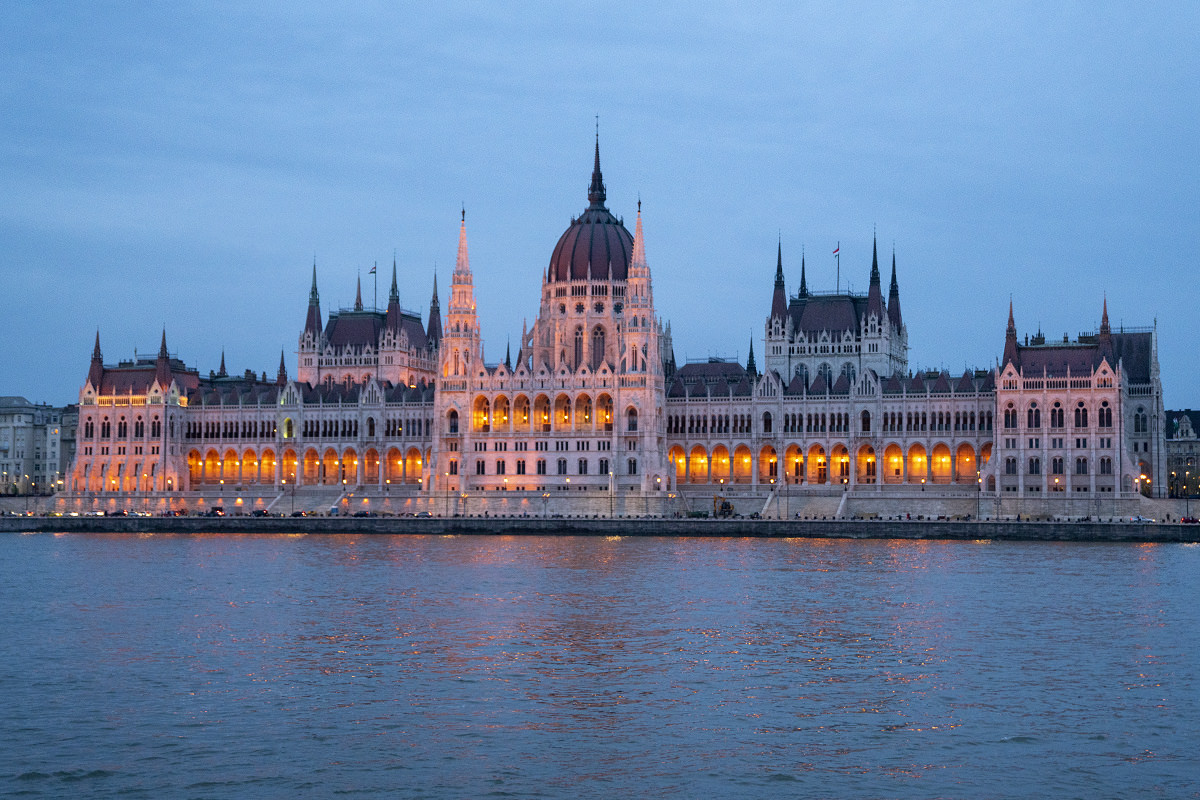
1, 533, 1197, 799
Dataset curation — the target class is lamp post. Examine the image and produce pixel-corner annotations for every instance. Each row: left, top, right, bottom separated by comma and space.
976, 470, 982, 520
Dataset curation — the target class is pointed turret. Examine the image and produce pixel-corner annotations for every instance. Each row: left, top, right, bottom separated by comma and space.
770, 240, 788, 323
866, 236, 885, 320
1003, 299, 1020, 367
747, 336, 758, 378
426, 273, 442, 347
304, 260, 323, 338
354, 274, 363, 311
218, 350, 227, 378
505, 340, 512, 371
87, 330, 104, 388
155, 329, 172, 389
887, 250, 903, 330
276, 349, 288, 386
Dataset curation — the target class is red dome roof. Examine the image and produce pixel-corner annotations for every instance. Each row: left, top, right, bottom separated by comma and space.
546, 139, 633, 283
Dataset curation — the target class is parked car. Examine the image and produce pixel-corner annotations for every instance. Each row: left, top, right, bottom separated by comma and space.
1181, 516, 1199, 524
251, 509, 270, 517
1129, 515, 1155, 523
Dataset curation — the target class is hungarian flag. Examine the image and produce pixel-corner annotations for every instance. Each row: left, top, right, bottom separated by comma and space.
832, 245, 839, 255
369, 264, 376, 275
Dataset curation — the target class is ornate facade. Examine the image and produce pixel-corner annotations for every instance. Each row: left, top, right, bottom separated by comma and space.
65, 140, 1169, 512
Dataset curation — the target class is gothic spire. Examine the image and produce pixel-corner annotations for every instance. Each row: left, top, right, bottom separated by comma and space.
587, 129, 606, 208
276, 349, 288, 386
746, 336, 758, 378
87, 330, 104, 389
866, 235, 885, 320
389, 257, 400, 304
218, 349, 227, 378
774, 237, 785, 288
770, 240, 788, 322
631, 197, 647, 270
887, 249, 902, 329
305, 260, 323, 337
1097, 295, 1113, 361
1003, 298, 1020, 368
425, 273, 442, 347
455, 208, 471, 279
799, 249, 808, 298
354, 274, 363, 311
155, 328, 171, 389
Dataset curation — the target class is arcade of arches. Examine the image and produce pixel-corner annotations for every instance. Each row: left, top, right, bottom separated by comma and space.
665, 440, 992, 486
186, 445, 429, 488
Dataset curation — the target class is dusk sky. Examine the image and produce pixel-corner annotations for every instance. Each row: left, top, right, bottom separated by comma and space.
3, 3, 1197, 406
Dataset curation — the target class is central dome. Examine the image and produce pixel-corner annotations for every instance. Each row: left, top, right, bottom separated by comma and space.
546, 140, 633, 283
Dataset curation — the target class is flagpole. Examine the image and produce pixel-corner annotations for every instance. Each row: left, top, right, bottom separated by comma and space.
835, 241, 840, 293
373, 261, 378, 311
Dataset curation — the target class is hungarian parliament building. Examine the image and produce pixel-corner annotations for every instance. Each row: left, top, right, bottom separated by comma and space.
65, 142, 1167, 515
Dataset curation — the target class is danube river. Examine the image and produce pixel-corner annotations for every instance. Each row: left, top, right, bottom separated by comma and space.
2, 533, 1197, 798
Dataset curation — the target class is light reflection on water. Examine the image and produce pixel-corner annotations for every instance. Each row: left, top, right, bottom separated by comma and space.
1, 533, 1198, 798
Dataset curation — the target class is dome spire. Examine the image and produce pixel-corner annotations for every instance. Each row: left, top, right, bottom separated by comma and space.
588, 122, 606, 208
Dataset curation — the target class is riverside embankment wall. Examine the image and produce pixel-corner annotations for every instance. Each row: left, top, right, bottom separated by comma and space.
1, 515, 1197, 542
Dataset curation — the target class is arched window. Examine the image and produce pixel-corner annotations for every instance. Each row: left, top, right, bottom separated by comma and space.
591, 326, 606, 370
860, 410, 871, 432
367, 417, 375, 437
1099, 402, 1112, 428
1050, 402, 1064, 428
762, 412, 773, 434
1075, 457, 1088, 475
283, 419, 294, 439
574, 327, 584, 369
626, 407, 638, 432
817, 363, 833, 387
1004, 404, 1017, 429
117, 417, 128, 438
841, 363, 856, 385
448, 410, 459, 434
1027, 403, 1041, 429
795, 364, 809, 389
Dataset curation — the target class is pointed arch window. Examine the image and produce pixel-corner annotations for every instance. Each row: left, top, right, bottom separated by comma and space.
591, 326, 606, 370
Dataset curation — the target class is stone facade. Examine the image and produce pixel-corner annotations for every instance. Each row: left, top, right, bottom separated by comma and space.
61, 141, 1170, 514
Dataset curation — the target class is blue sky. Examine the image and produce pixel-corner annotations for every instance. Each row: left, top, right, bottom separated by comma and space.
2, 3, 1197, 405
